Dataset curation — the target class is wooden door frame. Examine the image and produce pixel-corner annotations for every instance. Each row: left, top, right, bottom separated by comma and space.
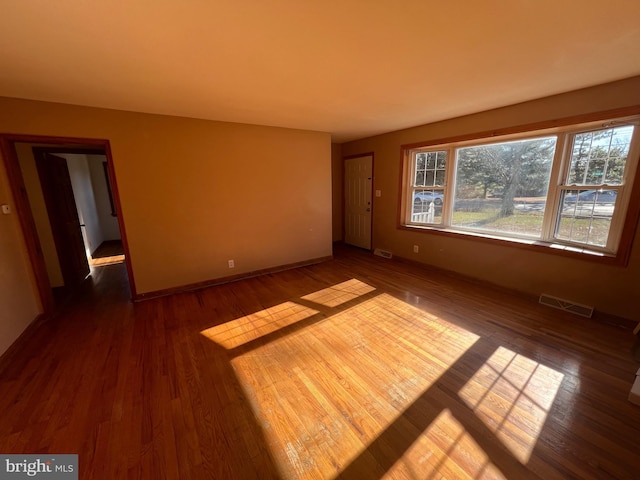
342, 152, 374, 250
0, 134, 137, 315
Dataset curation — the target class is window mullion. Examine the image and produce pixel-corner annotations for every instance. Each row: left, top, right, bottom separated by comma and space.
541, 134, 568, 241
442, 146, 456, 227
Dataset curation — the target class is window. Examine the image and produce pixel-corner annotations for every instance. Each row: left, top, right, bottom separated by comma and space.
556, 126, 633, 248
410, 150, 447, 224
452, 136, 556, 238
401, 114, 640, 258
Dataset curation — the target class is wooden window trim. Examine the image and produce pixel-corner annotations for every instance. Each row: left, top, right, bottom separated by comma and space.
397, 106, 640, 266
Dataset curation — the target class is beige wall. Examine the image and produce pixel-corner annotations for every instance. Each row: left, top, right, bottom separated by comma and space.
0, 96, 332, 355
16, 144, 64, 287
331, 143, 343, 242
340, 76, 640, 321
0, 151, 41, 355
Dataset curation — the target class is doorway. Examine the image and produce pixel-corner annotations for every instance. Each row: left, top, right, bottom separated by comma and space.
0, 135, 134, 314
344, 154, 373, 250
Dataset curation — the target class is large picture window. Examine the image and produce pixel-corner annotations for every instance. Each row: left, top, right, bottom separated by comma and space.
452, 136, 556, 238
402, 114, 640, 258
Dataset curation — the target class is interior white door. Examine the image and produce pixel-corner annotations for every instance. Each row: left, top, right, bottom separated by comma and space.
344, 155, 373, 249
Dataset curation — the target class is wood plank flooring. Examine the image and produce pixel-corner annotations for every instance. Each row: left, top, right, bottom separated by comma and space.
91, 240, 124, 259
1, 245, 639, 479
90, 240, 125, 267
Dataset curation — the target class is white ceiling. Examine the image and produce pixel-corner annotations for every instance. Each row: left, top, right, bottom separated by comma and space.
1, 1, 639, 142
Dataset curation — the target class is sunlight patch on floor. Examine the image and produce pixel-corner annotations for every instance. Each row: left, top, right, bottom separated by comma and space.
200, 301, 319, 349
300, 278, 376, 307
90, 255, 125, 267
387, 409, 506, 479
229, 289, 480, 479
458, 346, 564, 464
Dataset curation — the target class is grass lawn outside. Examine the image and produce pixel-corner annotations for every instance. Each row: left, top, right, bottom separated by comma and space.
411, 199, 612, 247
451, 208, 611, 246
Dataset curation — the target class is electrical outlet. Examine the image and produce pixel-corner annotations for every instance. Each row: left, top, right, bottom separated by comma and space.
413, 245, 419, 253
228, 259, 235, 268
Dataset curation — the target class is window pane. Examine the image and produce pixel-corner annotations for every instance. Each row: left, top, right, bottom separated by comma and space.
412, 188, 444, 224
414, 153, 425, 186
426, 152, 436, 169
414, 150, 447, 187
555, 189, 616, 247
452, 137, 556, 237
426, 171, 435, 186
567, 126, 634, 186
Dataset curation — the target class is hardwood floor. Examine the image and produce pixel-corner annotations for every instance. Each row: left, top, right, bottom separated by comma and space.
1, 245, 639, 479
91, 240, 124, 259
90, 240, 125, 267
